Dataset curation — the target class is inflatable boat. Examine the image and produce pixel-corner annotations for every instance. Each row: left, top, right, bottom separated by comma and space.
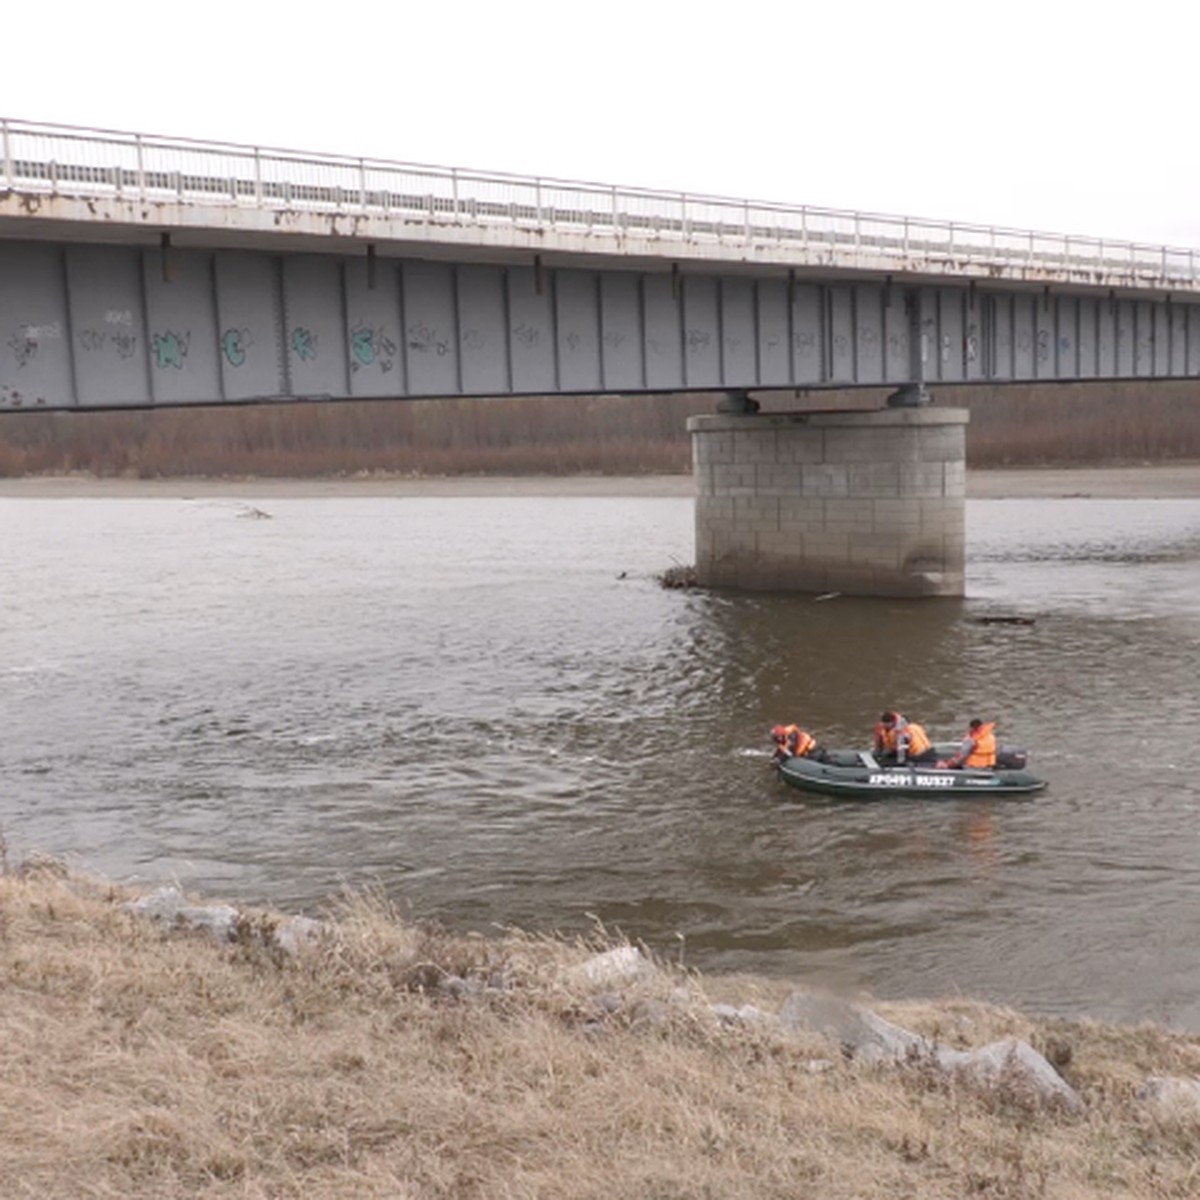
775, 745, 1047, 799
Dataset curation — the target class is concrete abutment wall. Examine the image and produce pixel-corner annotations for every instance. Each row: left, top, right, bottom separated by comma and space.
687, 408, 969, 597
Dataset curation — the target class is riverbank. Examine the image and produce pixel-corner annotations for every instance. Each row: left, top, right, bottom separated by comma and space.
4, 863, 1199, 1199
3, 384, 1199, 480
966, 463, 1200, 499
2, 462, 1200, 499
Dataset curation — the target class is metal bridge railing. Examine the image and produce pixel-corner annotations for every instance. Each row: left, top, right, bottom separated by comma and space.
2, 117, 1197, 288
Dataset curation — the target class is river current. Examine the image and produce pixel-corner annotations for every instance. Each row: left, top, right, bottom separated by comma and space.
3, 488, 1200, 1029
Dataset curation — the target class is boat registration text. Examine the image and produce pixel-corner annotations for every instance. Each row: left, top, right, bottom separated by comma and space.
868, 773, 955, 788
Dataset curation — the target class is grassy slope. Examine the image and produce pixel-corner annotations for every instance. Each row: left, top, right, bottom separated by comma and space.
3, 864, 1199, 1199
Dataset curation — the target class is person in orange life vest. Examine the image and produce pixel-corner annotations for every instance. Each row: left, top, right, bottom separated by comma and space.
771, 723, 822, 764
874, 710, 937, 765
942, 719, 997, 769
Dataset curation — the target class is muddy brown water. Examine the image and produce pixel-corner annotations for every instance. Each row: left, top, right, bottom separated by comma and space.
3, 486, 1199, 1028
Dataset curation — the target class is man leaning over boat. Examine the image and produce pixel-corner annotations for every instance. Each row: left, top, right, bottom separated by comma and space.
771, 724, 828, 765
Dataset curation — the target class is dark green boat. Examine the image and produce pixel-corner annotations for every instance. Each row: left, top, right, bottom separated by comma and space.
776, 745, 1047, 799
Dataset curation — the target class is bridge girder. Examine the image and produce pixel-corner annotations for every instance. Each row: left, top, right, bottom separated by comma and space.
1, 239, 1198, 412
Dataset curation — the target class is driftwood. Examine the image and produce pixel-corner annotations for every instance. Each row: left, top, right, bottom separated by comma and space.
658, 564, 699, 590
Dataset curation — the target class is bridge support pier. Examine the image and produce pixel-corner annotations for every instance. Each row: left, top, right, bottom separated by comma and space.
687, 406, 969, 597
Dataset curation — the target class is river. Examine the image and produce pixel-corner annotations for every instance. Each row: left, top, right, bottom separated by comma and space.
3, 478, 1200, 1030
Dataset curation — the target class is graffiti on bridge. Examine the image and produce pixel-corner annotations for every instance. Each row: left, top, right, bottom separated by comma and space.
7, 333, 38, 369
7, 322, 63, 369
78, 329, 138, 360
153, 330, 191, 370
221, 328, 254, 368
1, 383, 47, 408
407, 323, 450, 357
291, 327, 318, 362
512, 323, 541, 349
350, 323, 397, 373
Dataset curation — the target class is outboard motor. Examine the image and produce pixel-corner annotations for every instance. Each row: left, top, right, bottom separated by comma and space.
995, 745, 1028, 770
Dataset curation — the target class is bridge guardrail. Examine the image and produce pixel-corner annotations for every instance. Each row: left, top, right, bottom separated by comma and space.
2, 117, 1196, 289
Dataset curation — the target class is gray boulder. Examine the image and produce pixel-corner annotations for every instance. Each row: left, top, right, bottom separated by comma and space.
778, 992, 1081, 1110
710, 1002, 776, 1027
272, 914, 324, 955
1136, 1076, 1200, 1112
571, 946, 649, 988
123, 885, 240, 943
779, 992, 933, 1064
936, 1037, 1082, 1112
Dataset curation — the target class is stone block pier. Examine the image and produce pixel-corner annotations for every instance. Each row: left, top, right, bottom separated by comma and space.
687, 407, 969, 597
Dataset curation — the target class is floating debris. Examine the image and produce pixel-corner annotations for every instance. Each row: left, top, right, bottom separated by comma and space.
975, 615, 1036, 626
814, 591, 841, 602
237, 505, 273, 520
658, 564, 699, 590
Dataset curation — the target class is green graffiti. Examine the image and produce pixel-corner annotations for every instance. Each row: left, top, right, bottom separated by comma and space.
152, 330, 189, 370
349, 323, 397, 373
351, 326, 376, 366
291, 327, 317, 361
221, 328, 248, 367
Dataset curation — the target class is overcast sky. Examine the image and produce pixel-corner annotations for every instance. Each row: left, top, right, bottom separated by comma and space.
6, 0, 1196, 247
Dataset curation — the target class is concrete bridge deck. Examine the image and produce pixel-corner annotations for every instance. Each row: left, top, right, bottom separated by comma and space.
3, 119, 1198, 295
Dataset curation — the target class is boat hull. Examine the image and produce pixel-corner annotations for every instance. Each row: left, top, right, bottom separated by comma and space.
776, 747, 1047, 799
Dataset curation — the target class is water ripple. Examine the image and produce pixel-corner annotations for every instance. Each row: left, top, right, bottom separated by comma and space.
2, 493, 1199, 1029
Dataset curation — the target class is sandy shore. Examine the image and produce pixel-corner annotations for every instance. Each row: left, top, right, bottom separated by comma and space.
0, 474, 696, 499
966, 463, 1200, 499
1, 464, 1199, 500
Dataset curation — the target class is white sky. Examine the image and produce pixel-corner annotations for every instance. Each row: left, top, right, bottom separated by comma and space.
6, 0, 1197, 247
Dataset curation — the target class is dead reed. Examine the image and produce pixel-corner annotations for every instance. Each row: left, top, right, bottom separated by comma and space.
2, 862, 1199, 1199
1, 382, 1197, 479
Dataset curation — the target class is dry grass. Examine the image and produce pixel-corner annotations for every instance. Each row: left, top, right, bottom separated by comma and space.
3, 862, 1200, 1199
2, 382, 1198, 479
950, 381, 1200, 467
0, 395, 705, 479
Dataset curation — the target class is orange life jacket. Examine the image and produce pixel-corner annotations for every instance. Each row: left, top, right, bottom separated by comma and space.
903, 721, 932, 757
876, 715, 929, 756
965, 722, 996, 768
875, 720, 900, 751
779, 725, 816, 758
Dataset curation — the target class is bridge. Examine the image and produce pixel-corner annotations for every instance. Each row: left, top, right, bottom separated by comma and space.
3, 118, 1200, 413
2, 118, 1196, 597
